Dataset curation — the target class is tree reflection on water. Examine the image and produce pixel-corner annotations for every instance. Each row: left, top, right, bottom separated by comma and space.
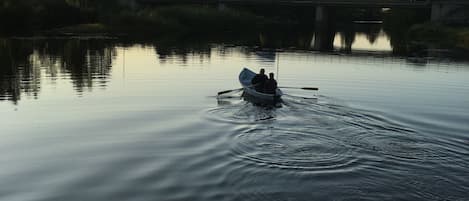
0, 38, 115, 103
0, 20, 466, 103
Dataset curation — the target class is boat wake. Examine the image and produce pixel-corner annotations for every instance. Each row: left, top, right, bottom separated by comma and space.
203, 90, 469, 201
208, 92, 279, 124
207, 94, 442, 173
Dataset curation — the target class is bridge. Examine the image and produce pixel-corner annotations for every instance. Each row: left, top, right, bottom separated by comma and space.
138, 0, 469, 6
136, 0, 468, 22
219, 0, 468, 22
219, 0, 432, 7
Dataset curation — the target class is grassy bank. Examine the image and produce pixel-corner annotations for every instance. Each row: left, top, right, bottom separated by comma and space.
408, 23, 469, 49
45, 24, 110, 36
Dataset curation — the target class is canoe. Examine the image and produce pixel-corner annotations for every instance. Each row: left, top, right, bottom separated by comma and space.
238, 68, 283, 104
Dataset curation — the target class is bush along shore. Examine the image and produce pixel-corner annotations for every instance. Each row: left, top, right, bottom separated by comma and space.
408, 23, 469, 50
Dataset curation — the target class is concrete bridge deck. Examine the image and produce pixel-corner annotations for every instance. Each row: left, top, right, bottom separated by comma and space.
220, 0, 431, 7
135, 0, 469, 23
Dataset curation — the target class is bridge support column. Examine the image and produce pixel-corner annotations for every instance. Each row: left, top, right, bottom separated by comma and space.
313, 6, 334, 51
218, 2, 226, 11
431, 3, 460, 23
315, 6, 328, 24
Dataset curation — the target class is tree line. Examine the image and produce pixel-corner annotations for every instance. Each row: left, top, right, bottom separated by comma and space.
0, 0, 119, 34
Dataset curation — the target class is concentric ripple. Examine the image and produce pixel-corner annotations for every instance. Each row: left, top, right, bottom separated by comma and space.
337, 109, 448, 163
229, 127, 359, 171
208, 94, 440, 173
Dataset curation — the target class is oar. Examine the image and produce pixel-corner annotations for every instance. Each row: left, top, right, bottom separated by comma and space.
217, 88, 243, 96
218, 86, 318, 96
217, 84, 259, 96
279, 87, 319, 91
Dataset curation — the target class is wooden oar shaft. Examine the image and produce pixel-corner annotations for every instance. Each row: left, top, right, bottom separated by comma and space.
301, 87, 319, 90
218, 83, 261, 96
217, 88, 243, 95
279, 87, 319, 90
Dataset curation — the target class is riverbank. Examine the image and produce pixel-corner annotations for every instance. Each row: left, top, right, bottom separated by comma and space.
6, 5, 304, 38
408, 23, 469, 50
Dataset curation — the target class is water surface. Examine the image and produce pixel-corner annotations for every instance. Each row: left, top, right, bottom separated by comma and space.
1, 36, 468, 201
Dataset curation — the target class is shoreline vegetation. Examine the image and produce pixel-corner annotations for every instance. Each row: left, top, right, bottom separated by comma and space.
408, 23, 469, 49
1, 1, 468, 51
0, 1, 310, 37
381, 8, 469, 52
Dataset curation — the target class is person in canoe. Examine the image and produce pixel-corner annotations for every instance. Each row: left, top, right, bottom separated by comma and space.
264, 72, 278, 94
251, 68, 268, 92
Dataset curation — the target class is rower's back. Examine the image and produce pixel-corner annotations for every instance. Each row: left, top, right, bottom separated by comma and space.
264, 73, 277, 94
251, 69, 268, 92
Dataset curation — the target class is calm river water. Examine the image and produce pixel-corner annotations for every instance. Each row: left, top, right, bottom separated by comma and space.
1, 33, 468, 201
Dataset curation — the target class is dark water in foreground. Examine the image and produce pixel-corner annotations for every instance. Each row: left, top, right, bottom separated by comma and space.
1, 36, 469, 201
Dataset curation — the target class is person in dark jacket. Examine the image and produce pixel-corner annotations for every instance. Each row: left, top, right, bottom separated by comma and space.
264, 72, 278, 94
251, 68, 268, 92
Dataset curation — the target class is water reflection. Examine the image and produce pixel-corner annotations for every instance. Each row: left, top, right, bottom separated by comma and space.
0, 38, 115, 103
335, 27, 390, 52
1, 32, 469, 201
1, 24, 468, 103
153, 38, 212, 64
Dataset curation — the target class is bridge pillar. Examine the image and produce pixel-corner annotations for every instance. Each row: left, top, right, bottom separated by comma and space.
315, 6, 328, 23
431, 3, 461, 23
218, 3, 226, 11
313, 6, 334, 51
